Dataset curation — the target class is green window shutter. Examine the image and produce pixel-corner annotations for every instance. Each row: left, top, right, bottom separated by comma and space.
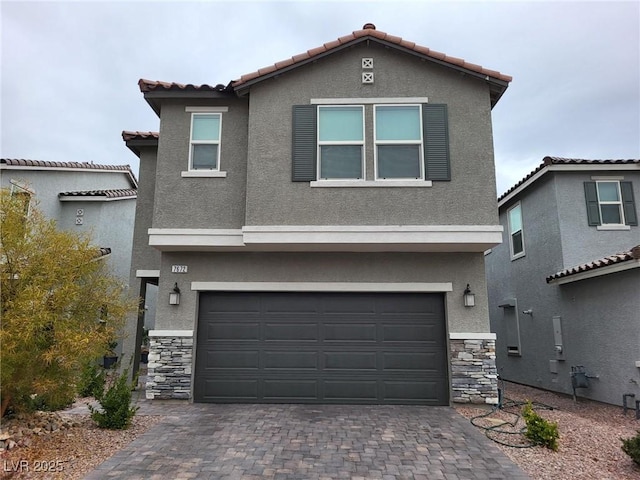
583, 181, 601, 226
292, 105, 317, 182
423, 104, 450, 181
620, 181, 638, 226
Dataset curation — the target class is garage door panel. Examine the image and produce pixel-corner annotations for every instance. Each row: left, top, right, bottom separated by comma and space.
264, 351, 319, 370
265, 323, 318, 341
205, 350, 260, 370
323, 323, 377, 342
324, 380, 378, 400
324, 352, 377, 370
263, 379, 318, 400
195, 292, 448, 405
208, 323, 260, 341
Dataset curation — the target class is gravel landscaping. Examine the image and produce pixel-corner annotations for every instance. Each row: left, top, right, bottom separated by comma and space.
0, 380, 638, 479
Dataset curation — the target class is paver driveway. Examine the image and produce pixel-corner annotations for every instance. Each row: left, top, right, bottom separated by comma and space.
83, 402, 529, 480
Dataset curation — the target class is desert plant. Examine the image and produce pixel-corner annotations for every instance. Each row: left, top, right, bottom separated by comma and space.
522, 401, 559, 451
621, 431, 640, 466
89, 368, 138, 429
77, 361, 106, 398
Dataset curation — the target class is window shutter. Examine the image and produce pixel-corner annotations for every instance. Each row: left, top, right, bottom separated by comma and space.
292, 105, 317, 182
620, 181, 638, 226
423, 104, 450, 181
583, 181, 601, 226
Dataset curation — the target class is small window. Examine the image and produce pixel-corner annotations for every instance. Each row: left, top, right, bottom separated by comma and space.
189, 114, 221, 170
317, 106, 364, 179
596, 181, 624, 225
10, 183, 31, 218
374, 105, 423, 180
508, 203, 525, 259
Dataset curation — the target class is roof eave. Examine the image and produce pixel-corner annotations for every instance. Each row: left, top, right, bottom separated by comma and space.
124, 137, 159, 158
142, 90, 237, 116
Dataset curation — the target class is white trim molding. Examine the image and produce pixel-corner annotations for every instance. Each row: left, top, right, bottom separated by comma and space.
185, 106, 229, 113
548, 259, 640, 285
148, 225, 503, 252
149, 330, 193, 337
181, 170, 227, 178
136, 269, 160, 278
596, 224, 631, 231
449, 332, 497, 340
310, 180, 432, 188
191, 282, 453, 292
312, 97, 429, 104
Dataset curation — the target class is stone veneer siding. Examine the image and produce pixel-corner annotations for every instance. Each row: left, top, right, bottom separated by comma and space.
146, 334, 193, 400
450, 338, 499, 404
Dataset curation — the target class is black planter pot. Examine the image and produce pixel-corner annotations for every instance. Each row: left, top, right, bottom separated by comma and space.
103, 355, 118, 369
140, 351, 149, 364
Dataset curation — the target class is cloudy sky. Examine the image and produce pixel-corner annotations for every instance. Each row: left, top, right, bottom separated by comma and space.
2, 0, 638, 195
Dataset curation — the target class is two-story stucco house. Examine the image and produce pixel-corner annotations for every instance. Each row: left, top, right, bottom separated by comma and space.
486, 156, 639, 406
0, 158, 137, 284
123, 24, 512, 405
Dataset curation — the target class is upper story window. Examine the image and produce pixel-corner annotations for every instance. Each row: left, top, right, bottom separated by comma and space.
10, 182, 32, 218
189, 113, 221, 170
292, 100, 450, 184
508, 202, 525, 260
374, 105, 423, 180
317, 106, 364, 179
584, 180, 638, 229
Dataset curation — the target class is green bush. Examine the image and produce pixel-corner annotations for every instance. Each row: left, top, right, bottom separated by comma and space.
522, 401, 559, 451
621, 431, 640, 465
77, 361, 106, 398
88, 369, 138, 429
22, 389, 75, 412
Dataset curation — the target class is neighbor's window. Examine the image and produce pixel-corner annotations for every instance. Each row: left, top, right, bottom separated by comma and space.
317, 105, 364, 179
508, 203, 525, 259
374, 105, 423, 179
10, 183, 31, 218
596, 181, 625, 225
189, 113, 221, 170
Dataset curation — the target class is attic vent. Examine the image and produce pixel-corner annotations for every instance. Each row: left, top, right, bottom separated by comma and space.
362, 58, 373, 69
362, 72, 374, 84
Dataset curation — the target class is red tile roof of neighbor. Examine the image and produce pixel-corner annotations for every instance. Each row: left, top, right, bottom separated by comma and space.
137, 23, 512, 96
58, 189, 137, 199
1, 158, 134, 172
546, 246, 640, 283
498, 157, 640, 202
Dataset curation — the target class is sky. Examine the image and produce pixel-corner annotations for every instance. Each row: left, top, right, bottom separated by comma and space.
1, 0, 639, 196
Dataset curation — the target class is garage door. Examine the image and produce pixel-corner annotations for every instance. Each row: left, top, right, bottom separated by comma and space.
194, 292, 449, 405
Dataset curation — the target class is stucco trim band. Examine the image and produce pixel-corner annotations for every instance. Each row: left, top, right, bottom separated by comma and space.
311, 97, 429, 104
310, 180, 433, 188
181, 170, 228, 178
149, 330, 193, 337
191, 282, 453, 292
136, 269, 160, 277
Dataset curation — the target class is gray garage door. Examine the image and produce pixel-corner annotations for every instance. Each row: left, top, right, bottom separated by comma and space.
194, 292, 449, 405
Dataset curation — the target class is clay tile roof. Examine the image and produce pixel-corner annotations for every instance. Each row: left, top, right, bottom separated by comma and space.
231, 23, 512, 87
138, 78, 228, 93
1, 158, 133, 172
58, 189, 137, 199
121, 131, 159, 142
498, 157, 640, 202
546, 245, 640, 283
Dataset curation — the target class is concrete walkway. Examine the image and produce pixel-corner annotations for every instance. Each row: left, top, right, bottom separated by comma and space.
80, 400, 530, 480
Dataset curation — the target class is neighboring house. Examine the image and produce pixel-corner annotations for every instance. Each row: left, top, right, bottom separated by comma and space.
0, 159, 138, 285
123, 23, 513, 405
486, 156, 640, 406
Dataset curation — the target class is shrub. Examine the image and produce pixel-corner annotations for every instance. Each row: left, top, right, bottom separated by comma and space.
621, 431, 640, 465
77, 361, 106, 398
88, 369, 138, 429
22, 389, 75, 412
522, 401, 559, 451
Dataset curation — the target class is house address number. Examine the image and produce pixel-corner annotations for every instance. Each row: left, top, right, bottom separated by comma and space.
171, 265, 188, 273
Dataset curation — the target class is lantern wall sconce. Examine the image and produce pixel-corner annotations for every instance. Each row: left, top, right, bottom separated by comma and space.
169, 282, 181, 305
463, 284, 475, 307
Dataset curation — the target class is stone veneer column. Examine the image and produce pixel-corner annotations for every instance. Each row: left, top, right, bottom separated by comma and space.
449, 333, 499, 404
146, 330, 193, 400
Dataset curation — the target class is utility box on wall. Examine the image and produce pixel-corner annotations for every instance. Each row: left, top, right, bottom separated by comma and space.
552, 316, 565, 360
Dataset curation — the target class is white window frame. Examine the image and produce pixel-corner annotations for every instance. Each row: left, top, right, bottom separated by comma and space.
9, 180, 33, 217
373, 104, 424, 181
507, 202, 525, 260
187, 111, 223, 175
595, 180, 625, 226
316, 105, 365, 181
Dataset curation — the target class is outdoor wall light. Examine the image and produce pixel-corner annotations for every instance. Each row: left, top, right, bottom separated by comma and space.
169, 282, 181, 305
463, 284, 475, 307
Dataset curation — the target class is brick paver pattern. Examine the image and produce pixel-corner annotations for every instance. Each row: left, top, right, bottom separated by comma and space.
83, 402, 530, 480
